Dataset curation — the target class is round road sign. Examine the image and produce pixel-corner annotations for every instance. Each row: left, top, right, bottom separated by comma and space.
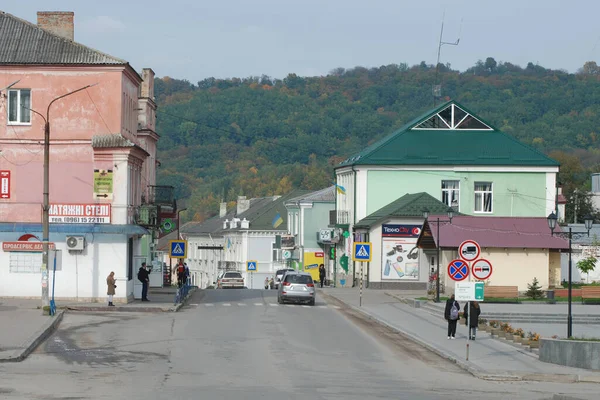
471, 259, 493, 281
447, 259, 469, 281
459, 240, 481, 262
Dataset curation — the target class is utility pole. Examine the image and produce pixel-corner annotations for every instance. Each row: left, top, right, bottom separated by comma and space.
27, 84, 96, 312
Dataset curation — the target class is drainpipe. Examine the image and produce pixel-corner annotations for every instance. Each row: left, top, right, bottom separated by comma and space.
352, 164, 358, 287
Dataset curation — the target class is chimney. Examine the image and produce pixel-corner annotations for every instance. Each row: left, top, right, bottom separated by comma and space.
237, 196, 250, 215
219, 202, 227, 218
141, 68, 155, 99
240, 218, 249, 229
37, 11, 74, 41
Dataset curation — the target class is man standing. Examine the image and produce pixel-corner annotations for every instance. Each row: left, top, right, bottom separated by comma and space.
138, 262, 150, 301
318, 264, 326, 288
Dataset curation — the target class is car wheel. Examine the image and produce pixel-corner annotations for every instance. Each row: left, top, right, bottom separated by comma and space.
309, 299, 315, 306
278, 296, 283, 304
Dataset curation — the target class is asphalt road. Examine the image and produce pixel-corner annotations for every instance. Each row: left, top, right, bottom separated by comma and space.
0, 289, 598, 400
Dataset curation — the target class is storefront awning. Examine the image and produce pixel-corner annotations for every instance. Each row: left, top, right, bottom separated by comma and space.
0, 223, 149, 236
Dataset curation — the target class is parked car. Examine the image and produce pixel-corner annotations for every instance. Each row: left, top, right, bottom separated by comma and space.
219, 271, 244, 289
274, 268, 295, 290
214, 271, 226, 288
277, 271, 315, 305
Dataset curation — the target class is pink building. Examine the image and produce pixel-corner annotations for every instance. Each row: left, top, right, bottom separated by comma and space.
0, 10, 169, 302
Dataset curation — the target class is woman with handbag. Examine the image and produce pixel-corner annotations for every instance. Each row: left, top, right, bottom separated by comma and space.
107, 271, 116, 306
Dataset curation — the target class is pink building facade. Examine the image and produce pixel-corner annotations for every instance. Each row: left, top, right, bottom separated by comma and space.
0, 10, 165, 302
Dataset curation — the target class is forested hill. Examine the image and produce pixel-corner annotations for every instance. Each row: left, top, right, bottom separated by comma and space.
154, 59, 600, 222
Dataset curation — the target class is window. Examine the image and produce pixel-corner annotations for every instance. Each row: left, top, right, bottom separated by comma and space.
474, 182, 493, 213
284, 274, 313, 284
272, 242, 281, 262
441, 180, 460, 210
8, 89, 31, 124
224, 272, 242, 278
10, 252, 42, 273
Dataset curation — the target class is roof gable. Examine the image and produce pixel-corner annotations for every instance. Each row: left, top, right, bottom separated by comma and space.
336, 100, 558, 168
0, 11, 127, 65
355, 192, 458, 229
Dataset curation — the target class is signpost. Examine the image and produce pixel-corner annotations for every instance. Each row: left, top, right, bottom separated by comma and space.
447, 259, 469, 281
471, 259, 493, 281
247, 260, 257, 288
353, 242, 372, 307
169, 240, 187, 259
458, 240, 481, 262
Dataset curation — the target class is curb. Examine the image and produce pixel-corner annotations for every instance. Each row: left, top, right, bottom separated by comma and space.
324, 292, 600, 384
65, 306, 173, 312
173, 287, 200, 311
0, 310, 64, 363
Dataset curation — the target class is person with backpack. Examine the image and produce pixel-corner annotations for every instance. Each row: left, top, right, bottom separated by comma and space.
176, 260, 186, 288
138, 262, 150, 302
444, 294, 460, 339
463, 301, 481, 340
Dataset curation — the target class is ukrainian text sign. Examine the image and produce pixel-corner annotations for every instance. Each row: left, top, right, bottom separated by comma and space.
49, 204, 111, 224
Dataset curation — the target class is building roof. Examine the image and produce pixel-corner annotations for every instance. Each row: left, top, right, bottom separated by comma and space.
336, 100, 559, 168
417, 216, 568, 250
286, 186, 336, 204
355, 192, 458, 229
0, 11, 127, 65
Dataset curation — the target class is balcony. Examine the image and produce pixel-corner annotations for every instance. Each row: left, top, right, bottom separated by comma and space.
330, 210, 350, 226
145, 185, 175, 206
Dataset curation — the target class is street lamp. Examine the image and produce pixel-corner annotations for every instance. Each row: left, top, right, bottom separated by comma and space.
26, 84, 97, 311
176, 208, 188, 240
422, 207, 455, 303
547, 212, 594, 338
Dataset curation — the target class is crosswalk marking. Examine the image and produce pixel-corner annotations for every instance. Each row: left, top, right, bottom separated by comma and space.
204, 303, 214, 307
223, 303, 231, 306
237, 303, 246, 306
254, 303, 262, 306
198, 302, 339, 309
269, 303, 279, 307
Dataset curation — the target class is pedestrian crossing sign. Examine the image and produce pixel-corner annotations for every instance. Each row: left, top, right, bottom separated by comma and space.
169, 240, 187, 258
247, 260, 257, 271
353, 242, 372, 262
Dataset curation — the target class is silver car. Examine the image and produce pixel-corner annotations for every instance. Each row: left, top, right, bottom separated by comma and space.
277, 271, 316, 305
274, 268, 295, 290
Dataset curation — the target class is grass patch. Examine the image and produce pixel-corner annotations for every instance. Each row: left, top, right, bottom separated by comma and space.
567, 337, 600, 342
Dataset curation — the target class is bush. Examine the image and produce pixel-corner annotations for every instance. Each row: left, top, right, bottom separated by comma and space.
526, 277, 544, 300
515, 328, 525, 338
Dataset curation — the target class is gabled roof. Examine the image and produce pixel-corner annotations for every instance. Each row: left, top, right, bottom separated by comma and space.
416, 216, 569, 250
336, 100, 559, 168
355, 192, 458, 229
286, 186, 335, 205
0, 11, 127, 65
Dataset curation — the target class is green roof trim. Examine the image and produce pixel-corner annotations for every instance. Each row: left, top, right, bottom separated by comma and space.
355, 192, 462, 229
336, 100, 559, 168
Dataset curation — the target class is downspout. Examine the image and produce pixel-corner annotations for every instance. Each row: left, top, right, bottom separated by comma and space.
352, 164, 358, 287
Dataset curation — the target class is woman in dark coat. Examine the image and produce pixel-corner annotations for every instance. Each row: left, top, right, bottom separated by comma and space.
463, 301, 481, 340
444, 294, 460, 339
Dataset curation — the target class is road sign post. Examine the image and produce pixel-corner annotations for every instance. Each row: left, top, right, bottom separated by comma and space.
459, 240, 481, 262
471, 259, 493, 281
360, 262, 364, 307
352, 242, 372, 262
247, 261, 257, 289
447, 259, 469, 281
169, 240, 187, 259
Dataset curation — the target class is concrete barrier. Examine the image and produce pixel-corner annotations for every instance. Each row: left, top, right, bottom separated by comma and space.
540, 338, 600, 370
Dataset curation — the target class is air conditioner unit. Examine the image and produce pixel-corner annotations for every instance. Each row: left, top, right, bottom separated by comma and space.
66, 236, 85, 251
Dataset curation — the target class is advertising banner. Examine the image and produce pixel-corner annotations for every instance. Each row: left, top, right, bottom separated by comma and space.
303, 251, 324, 281
93, 169, 113, 200
381, 224, 421, 280
49, 204, 111, 224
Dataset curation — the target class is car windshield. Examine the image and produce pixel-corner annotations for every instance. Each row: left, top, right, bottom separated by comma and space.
285, 274, 312, 284
225, 272, 242, 278
276, 269, 290, 275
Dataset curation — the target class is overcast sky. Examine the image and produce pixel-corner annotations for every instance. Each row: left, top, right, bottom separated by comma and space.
5, 1, 600, 82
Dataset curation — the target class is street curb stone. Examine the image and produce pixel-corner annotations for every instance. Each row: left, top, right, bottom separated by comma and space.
324, 292, 599, 384
0, 310, 64, 363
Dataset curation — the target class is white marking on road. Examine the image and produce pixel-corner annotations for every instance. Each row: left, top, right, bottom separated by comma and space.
237, 303, 246, 306
223, 303, 231, 306
302, 305, 310, 308
269, 303, 278, 307
204, 303, 214, 307
254, 303, 262, 306
330, 305, 340, 309
189, 303, 199, 306
318, 305, 327, 309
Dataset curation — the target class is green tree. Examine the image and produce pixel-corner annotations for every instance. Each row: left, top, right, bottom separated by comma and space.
577, 256, 597, 283
525, 277, 544, 300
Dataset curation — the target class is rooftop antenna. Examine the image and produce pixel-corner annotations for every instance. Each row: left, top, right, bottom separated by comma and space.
0, 80, 21, 96
433, 13, 462, 107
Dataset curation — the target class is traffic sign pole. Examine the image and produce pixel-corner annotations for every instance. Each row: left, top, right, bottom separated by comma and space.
359, 262, 363, 307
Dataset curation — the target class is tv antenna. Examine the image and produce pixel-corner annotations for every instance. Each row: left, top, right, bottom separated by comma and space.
433, 13, 462, 106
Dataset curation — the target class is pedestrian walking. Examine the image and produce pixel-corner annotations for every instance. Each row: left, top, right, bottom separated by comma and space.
106, 271, 116, 306
176, 260, 186, 288
444, 294, 460, 339
463, 301, 481, 340
319, 264, 326, 288
138, 262, 150, 301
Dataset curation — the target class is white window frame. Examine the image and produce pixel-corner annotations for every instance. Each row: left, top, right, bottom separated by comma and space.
271, 242, 281, 262
7, 89, 32, 125
441, 180, 460, 210
474, 182, 493, 213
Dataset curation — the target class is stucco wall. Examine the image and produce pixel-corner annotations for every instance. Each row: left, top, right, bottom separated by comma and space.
366, 170, 553, 219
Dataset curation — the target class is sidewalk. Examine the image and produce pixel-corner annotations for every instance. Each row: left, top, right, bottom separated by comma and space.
0, 287, 197, 362
320, 287, 600, 384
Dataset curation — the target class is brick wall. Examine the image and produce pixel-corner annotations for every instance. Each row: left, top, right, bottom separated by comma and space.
37, 11, 74, 41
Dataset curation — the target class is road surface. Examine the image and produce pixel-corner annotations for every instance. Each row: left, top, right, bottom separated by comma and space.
0, 289, 598, 399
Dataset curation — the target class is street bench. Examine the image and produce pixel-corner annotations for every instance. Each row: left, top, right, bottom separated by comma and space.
485, 286, 519, 302
581, 287, 600, 304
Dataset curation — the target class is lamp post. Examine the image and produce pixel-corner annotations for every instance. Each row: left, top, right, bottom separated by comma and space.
27, 84, 96, 311
547, 212, 593, 338
422, 207, 455, 303
176, 208, 187, 240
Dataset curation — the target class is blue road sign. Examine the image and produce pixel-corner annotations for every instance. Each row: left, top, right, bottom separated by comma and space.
353, 242, 372, 262
247, 260, 257, 271
169, 240, 187, 258
448, 259, 469, 281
